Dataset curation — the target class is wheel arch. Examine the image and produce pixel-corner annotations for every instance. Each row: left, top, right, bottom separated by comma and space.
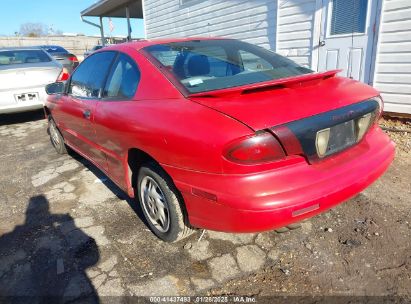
126, 147, 191, 227
127, 147, 157, 191
43, 106, 51, 118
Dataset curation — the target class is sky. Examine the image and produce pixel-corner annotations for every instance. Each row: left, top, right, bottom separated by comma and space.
0, 0, 145, 38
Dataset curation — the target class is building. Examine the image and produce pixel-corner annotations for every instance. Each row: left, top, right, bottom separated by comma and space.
82, 0, 411, 114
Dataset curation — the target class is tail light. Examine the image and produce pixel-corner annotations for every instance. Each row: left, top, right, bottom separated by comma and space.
57, 67, 70, 82
68, 56, 78, 62
224, 131, 286, 165
375, 95, 384, 118
315, 128, 331, 157
356, 113, 373, 142
356, 96, 382, 143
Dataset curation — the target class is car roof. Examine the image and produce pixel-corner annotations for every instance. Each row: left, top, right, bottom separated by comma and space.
102, 37, 228, 51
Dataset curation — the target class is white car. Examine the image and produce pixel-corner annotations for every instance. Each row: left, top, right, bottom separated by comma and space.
0, 47, 66, 114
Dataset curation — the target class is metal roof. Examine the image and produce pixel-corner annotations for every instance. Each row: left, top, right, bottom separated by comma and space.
81, 0, 143, 18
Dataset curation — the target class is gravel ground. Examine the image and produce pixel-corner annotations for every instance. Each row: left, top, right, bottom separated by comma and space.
380, 117, 411, 153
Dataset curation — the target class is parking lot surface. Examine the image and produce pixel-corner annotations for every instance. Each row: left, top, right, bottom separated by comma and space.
0, 111, 410, 302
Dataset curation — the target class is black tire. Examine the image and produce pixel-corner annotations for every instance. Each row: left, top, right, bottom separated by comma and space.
137, 162, 194, 242
48, 118, 67, 154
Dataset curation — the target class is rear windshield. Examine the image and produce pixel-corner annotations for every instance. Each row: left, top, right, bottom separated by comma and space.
144, 39, 312, 94
0, 50, 51, 66
41, 46, 68, 53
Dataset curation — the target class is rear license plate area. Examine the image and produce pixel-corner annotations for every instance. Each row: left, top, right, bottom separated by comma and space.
274, 99, 380, 163
318, 120, 356, 157
14, 92, 39, 103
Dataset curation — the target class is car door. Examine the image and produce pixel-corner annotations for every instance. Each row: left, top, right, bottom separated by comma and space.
317, 0, 378, 83
92, 53, 141, 188
59, 51, 117, 171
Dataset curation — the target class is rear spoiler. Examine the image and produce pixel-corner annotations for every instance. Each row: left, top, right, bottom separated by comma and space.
189, 70, 341, 98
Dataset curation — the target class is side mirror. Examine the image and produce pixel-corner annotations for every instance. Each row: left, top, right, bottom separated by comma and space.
46, 82, 65, 95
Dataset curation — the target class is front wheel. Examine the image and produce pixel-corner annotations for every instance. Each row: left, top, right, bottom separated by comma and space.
137, 162, 194, 242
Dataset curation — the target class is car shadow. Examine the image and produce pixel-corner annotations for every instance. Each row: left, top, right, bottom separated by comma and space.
67, 150, 149, 229
0, 109, 46, 126
0, 195, 100, 302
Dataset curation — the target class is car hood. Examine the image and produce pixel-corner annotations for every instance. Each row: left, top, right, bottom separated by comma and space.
188, 72, 379, 131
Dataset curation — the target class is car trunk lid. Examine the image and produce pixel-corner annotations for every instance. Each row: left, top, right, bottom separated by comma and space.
51, 52, 70, 62
188, 71, 378, 131
0, 62, 61, 92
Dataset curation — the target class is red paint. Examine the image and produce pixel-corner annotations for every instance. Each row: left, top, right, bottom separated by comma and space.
67, 56, 79, 63
46, 39, 395, 233
57, 68, 70, 81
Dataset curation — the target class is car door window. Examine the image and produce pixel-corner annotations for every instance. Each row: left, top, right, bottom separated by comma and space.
69, 51, 116, 98
103, 54, 141, 99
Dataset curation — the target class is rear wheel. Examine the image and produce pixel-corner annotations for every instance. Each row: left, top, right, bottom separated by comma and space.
48, 118, 67, 154
137, 162, 194, 242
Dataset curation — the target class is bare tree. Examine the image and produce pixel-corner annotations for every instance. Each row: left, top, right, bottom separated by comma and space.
19, 23, 48, 37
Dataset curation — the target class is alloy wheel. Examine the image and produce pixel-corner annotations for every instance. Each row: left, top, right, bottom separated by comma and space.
140, 176, 170, 233
49, 121, 60, 148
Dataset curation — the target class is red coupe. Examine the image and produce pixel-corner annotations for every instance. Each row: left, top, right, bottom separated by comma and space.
45, 38, 395, 242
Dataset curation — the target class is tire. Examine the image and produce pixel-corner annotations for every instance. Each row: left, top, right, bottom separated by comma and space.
137, 162, 194, 242
275, 227, 290, 233
287, 223, 302, 230
48, 118, 67, 154
275, 223, 302, 233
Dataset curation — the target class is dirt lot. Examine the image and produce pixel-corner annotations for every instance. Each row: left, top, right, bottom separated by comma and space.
0, 111, 410, 302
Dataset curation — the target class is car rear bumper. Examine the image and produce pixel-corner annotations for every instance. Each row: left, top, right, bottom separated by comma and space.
0, 86, 48, 114
0, 103, 44, 114
162, 126, 395, 232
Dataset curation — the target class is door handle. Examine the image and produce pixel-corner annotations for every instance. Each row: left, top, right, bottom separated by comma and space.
319, 40, 326, 47
83, 109, 91, 119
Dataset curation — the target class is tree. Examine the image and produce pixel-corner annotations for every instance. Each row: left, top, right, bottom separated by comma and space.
19, 23, 48, 37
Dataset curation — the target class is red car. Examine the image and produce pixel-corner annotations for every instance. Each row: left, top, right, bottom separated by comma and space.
45, 38, 395, 242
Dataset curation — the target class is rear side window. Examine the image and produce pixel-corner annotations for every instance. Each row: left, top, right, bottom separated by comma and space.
69, 51, 116, 98
0, 50, 51, 65
103, 54, 141, 99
